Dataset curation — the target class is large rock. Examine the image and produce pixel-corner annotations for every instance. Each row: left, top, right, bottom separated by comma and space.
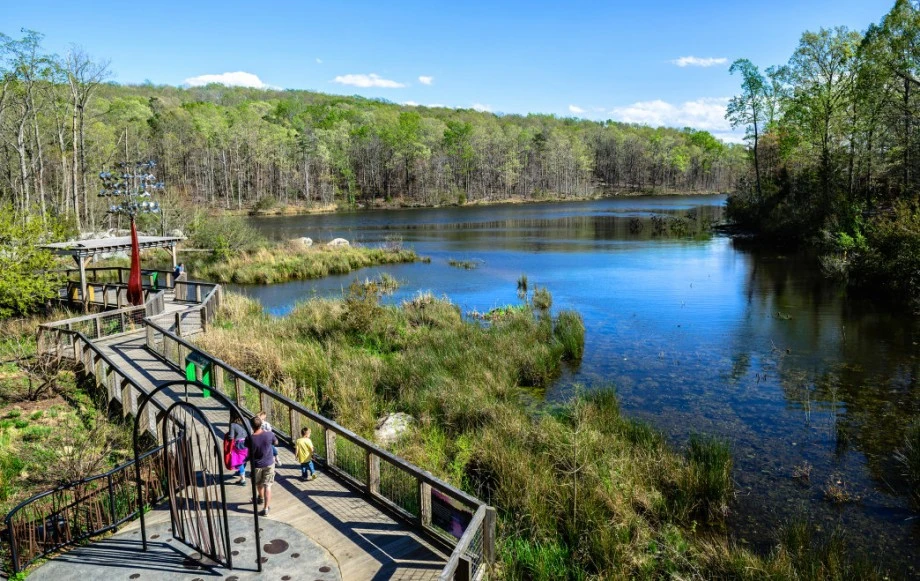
168, 229, 185, 238
374, 413, 415, 447
291, 236, 313, 247
327, 238, 350, 247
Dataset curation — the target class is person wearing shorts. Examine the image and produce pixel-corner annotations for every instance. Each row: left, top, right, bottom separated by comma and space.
246, 416, 277, 516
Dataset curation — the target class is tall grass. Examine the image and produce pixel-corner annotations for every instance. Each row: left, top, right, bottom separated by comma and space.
195, 290, 883, 578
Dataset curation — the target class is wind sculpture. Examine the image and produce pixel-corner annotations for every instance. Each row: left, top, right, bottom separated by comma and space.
98, 161, 164, 306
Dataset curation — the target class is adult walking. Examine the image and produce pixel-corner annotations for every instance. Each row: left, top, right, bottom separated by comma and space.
246, 416, 277, 517
226, 417, 248, 485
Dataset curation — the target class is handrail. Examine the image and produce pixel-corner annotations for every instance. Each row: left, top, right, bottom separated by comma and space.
27, 278, 495, 579
144, 315, 495, 578
6, 326, 175, 574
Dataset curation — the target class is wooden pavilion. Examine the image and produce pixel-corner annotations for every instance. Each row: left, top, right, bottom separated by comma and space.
42, 236, 183, 303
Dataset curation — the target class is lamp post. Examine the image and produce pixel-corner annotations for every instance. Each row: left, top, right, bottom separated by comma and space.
98, 161, 164, 306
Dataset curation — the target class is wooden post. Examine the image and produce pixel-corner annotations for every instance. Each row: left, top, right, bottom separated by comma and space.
290, 408, 301, 443
195, 284, 202, 303
215, 367, 225, 395
121, 378, 133, 417
175, 312, 182, 337
234, 376, 243, 407
76, 255, 88, 311
325, 430, 337, 468
367, 453, 380, 496
483, 506, 497, 565
171, 244, 178, 269
418, 481, 432, 527
260, 391, 272, 417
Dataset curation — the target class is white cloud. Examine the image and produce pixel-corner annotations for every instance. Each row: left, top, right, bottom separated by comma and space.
316, 58, 323, 64
610, 97, 743, 142
427, 103, 445, 108
418, 75, 434, 85
332, 73, 405, 88
568, 104, 586, 114
404, 101, 419, 107
671, 56, 728, 68
472, 103, 492, 112
184, 71, 270, 88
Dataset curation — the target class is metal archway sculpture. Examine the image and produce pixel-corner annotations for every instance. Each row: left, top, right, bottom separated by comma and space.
132, 380, 262, 572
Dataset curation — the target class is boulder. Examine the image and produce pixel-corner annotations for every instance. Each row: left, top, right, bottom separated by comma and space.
327, 238, 350, 247
168, 229, 185, 238
374, 413, 415, 447
291, 236, 313, 247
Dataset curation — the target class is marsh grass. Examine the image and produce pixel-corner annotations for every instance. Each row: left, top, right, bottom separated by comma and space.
447, 259, 480, 270
193, 290, 886, 578
896, 419, 920, 505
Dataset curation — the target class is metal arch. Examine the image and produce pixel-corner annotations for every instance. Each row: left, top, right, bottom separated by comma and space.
132, 379, 262, 573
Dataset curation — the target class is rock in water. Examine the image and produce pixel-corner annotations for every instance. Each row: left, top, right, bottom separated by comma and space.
374, 413, 415, 446
327, 238, 350, 247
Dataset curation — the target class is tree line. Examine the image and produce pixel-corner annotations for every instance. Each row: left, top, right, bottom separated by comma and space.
0, 30, 746, 231
726, 0, 920, 303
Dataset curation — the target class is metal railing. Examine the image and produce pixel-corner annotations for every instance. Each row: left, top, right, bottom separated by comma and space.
6, 326, 177, 574
144, 318, 496, 579
31, 277, 494, 579
4, 442, 169, 574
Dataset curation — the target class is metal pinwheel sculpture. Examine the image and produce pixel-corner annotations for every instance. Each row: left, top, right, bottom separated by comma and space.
98, 161, 165, 306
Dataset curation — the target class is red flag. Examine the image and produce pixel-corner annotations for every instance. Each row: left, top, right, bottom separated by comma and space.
127, 218, 144, 306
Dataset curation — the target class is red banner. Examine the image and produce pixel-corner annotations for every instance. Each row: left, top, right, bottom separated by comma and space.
127, 218, 144, 306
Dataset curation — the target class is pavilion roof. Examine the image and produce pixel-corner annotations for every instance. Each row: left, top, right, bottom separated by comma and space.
42, 236, 183, 258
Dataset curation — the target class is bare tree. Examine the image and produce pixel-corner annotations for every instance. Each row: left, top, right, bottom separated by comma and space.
65, 45, 109, 231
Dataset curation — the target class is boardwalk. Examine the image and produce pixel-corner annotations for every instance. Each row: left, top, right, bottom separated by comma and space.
96, 331, 449, 580
17, 276, 492, 581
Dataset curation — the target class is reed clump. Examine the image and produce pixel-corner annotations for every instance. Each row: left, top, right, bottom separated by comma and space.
197, 243, 421, 285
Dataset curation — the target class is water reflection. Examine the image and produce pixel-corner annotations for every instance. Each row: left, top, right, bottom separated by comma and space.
242, 195, 920, 575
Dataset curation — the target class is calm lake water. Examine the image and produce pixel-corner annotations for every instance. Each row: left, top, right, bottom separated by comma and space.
241, 195, 920, 575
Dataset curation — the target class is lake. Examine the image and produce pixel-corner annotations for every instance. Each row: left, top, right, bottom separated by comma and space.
240, 195, 920, 575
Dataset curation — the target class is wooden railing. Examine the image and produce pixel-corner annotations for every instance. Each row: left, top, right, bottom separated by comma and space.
8, 323, 177, 573
56, 281, 160, 311
62, 266, 178, 289
38, 289, 167, 355
144, 317, 496, 579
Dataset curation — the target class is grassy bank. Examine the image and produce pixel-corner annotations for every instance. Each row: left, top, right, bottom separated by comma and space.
0, 315, 133, 517
184, 243, 422, 285
194, 289, 881, 578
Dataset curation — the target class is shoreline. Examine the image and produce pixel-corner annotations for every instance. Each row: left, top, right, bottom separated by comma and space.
221, 189, 730, 218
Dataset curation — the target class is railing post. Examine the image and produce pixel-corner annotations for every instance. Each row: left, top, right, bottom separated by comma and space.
367, 452, 380, 496
418, 481, 432, 528
483, 506, 497, 565
94, 317, 102, 339
325, 430, 337, 468
8, 514, 20, 574
107, 473, 117, 525
195, 284, 202, 303
259, 391, 272, 417
175, 312, 182, 337
215, 367, 225, 395
234, 376, 243, 408
290, 408, 300, 444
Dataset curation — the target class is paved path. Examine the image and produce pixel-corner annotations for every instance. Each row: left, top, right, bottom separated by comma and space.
29, 514, 342, 581
85, 331, 448, 580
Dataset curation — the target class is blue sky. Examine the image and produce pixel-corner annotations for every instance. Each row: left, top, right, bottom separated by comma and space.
5, 0, 894, 141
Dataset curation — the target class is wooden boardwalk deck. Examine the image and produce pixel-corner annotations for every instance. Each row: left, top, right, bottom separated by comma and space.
95, 331, 448, 580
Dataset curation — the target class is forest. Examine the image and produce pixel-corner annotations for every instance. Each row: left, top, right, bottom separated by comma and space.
0, 30, 746, 231
726, 0, 920, 304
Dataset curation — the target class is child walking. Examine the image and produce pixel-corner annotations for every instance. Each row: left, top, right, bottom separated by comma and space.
295, 427, 316, 481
